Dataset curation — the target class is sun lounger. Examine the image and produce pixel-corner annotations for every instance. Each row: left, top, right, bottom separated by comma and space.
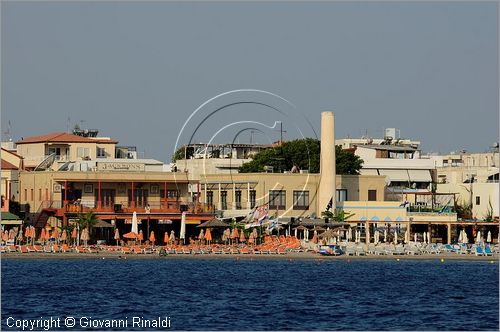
473, 245, 485, 256
33, 245, 44, 252
87, 247, 99, 254
345, 246, 356, 256
394, 246, 405, 255
484, 246, 494, 256
355, 246, 366, 256
443, 244, 455, 253
52, 245, 61, 253
121, 247, 132, 254
0, 246, 6, 253
20, 245, 28, 253
7, 245, 18, 252
61, 244, 70, 252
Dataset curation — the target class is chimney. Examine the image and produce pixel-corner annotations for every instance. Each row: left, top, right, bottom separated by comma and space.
318, 112, 336, 214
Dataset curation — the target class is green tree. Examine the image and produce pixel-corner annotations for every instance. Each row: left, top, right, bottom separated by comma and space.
321, 208, 354, 221
77, 210, 99, 244
239, 139, 363, 174
172, 145, 195, 162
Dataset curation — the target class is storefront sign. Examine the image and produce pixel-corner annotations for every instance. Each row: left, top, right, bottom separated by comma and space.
97, 162, 145, 171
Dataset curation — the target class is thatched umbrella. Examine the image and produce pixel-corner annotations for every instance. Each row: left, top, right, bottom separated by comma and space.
81, 228, 90, 247
197, 218, 229, 228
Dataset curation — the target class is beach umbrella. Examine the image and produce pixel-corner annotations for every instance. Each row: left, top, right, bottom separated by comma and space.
199, 229, 205, 242
222, 229, 228, 243
458, 230, 463, 243
71, 227, 77, 241
169, 230, 176, 243
44, 229, 51, 241
248, 232, 255, 244
239, 229, 246, 243
8, 229, 15, 241
423, 232, 427, 244
16, 228, 23, 244
24, 227, 30, 239
427, 232, 431, 244
205, 228, 212, 244
476, 230, 481, 244
487, 231, 492, 243
138, 230, 144, 243
375, 230, 379, 244
180, 212, 186, 244
383, 229, 387, 243
114, 228, 120, 245
80, 228, 89, 246
131, 211, 139, 235
311, 231, 318, 244
393, 230, 398, 245
294, 228, 297, 238
347, 228, 352, 242
404, 230, 408, 244
414, 233, 417, 243
60, 230, 67, 243
149, 231, 155, 245
30, 227, 36, 244
51, 228, 59, 242
39, 229, 46, 243
164, 232, 169, 244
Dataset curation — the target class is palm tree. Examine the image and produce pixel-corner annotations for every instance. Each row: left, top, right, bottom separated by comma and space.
77, 210, 99, 245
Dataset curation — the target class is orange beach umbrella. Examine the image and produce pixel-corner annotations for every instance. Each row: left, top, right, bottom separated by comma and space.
239, 229, 246, 243
231, 228, 239, 239
123, 232, 138, 239
52, 228, 59, 240
24, 227, 30, 238
71, 228, 77, 239
149, 231, 155, 244
205, 228, 212, 242
40, 229, 46, 241
2, 231, 8, 242
164, 232, 169, 244
138, 230, 144, 241
60, 230, 67, 242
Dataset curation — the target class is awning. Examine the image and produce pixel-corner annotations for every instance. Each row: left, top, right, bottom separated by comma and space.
94, 220, 114, 228
1, 212, 22, 225
360, 169, 379, 176
185, 220, 201, 225
408, 169, 432, 182
378, 169, 410, 182
1, 219, 22, 225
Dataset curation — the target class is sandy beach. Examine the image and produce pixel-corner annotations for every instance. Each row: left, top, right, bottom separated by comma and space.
1, 251, 498, 261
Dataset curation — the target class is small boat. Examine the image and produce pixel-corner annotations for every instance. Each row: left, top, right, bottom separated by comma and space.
319, 245, 343, 256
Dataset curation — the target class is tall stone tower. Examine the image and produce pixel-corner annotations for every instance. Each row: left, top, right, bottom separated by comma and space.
318, 111, 336, 215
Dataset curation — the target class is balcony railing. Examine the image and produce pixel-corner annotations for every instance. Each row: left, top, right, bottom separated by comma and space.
63, 200, 215, 214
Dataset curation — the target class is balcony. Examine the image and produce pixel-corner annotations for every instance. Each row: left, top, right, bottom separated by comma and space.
62, 200, 215, 215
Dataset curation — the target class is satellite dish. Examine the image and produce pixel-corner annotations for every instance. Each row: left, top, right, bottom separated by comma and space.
58, 161, 71, 171
34, 153, 56, 171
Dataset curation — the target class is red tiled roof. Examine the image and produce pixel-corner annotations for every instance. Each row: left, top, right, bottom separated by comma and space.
1, 159, 18, 170
15, 132, 118, 144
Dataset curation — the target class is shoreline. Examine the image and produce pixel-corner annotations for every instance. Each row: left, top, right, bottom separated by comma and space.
1, 251, 498, 261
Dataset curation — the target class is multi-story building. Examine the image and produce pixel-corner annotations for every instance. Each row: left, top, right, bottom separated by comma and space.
430, 149, 499, 220
337, 129, 435, 199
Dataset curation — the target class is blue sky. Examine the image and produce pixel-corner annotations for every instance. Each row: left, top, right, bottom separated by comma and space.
2, 1, 498, 161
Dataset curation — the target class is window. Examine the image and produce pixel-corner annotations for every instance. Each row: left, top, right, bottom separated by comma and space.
39, 189, 42, 201
293, 191, 309, 210
128, 189, 148, 207
235, 190, 242, 209
45, 188, 49, 201
269, 190, 286, 210
336, 189, 347, 202
77, 147, 90, 158
30, 189, 34, 201
48, 147, 61, 157
249, 190, 256, 209
206, 191, 213, 207
476, 196, 481, 205
24, 189, 27, 201
97, 147, 106, 158
160, 190, 179, 199
221, 191, 227, 210
368, 190, 377, 201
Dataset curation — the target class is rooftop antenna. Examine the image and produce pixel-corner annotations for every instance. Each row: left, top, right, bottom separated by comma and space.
3, 120, 12, 141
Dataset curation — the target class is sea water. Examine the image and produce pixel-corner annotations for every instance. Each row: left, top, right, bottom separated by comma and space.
1, 258, 498, 330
